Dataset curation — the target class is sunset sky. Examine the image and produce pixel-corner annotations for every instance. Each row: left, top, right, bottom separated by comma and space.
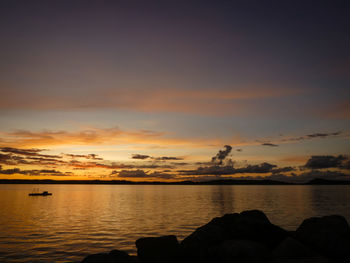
0, 0, 349, 181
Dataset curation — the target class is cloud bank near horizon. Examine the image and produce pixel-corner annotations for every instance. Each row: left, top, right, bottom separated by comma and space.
1, 145, 349, 182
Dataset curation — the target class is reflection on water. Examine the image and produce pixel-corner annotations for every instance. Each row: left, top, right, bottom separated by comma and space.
0, 184, 350, 262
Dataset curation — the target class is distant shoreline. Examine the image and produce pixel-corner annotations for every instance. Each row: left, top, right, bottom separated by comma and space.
1, 178, 350, 185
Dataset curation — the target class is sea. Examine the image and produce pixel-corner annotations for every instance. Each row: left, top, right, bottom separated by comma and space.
0, 184, 350, 262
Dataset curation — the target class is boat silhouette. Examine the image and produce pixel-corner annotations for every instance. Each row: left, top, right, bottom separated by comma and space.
29, 190, 52, 196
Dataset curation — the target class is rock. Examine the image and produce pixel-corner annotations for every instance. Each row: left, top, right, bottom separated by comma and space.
81, 249, 134, 263
181, 223, 227, 250
79, 211, 350, 263
240, 210, 271, 223
181, 210, 288, 262
271, 237, 316, 259
135, 235, 182, 263
296, 215, 350, 262
213, 239, 268, 263
269, 237, 331, 262
268, 257, 331, 263
208, 210, 288, 248
181, 222, 228, 262
229, 210, 288, 248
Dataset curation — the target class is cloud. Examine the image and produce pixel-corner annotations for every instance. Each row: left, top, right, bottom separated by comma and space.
132, 154, 150, 159
0, 146, 177, 172
281, 131, 342, 143
112, 169, 174, 179
0, 153, 29, 165
0, 152, 68, 166
147, 171, 175, 179
171, 162, 189, 166
0, 166, 71, 176
306, 132, 342, 138
132, 154, 184, 161
65, 153, 103, 160
211, 145, 232, 165
234, 162, 277, 173
178, 165, 236, 176
135, 164, 174, 169
304, 155, 348, 169
0, 86, 303, 116
261, 143, 279, 147
0, 127, 233, 148
0, 147, 61, 159
116, 169, 148, 178
271, 166, 295, 174
152, 156, 184, 161
178, 162, 278, 176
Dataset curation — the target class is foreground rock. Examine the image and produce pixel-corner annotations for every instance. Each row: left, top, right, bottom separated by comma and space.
135, 235, 182, 263
181, 210, 288, 262
296, 215, 350, 263
81, 210, 350, 263
81, 249, 136, 263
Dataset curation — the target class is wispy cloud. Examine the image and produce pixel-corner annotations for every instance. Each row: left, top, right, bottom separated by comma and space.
131, 154, 184, 161
0, 166, 71, 176
131, 154, 150, 160
0, 86, 303, 116
256, 131, 345, 147
64, 153, 103, 160
111, 169, 175, 179
0, 127, 232, 148
281, 131, 342, 143
178, 162, 282, 176
261, 143, 279, 147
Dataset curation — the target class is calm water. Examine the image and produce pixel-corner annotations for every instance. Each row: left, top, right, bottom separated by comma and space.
0, 184, 350, 262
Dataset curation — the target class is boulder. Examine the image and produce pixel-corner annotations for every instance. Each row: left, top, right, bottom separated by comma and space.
213, 239, 268, 263
181, 210, 288, 262
135, 235, 182, 263
181, 223, 227, 251
271, 237, 316, 259
81, 249, 134, 263
268, 257, 331, 263
184, 210, 288, 248
296, 215, 350, 262
222, 210, 288, 248
269, 237, 331, 262
181, 221, 228, 262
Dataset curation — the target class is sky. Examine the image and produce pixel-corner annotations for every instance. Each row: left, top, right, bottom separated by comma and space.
0, 0, 349, 182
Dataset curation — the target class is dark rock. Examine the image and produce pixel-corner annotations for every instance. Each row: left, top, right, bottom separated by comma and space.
81, 249, 134, 263
80, 211, 350, 263
181, 223, 227, 251
183, 210, 288, 249
181, 210, 288, 262
224, 210, 289, 248
269, 257, 331, 263
214, 239, 268, 263
181, 221, 228, 262
296, 215, 350, 262
271, 237, 316, 259
135, 235, 182, 263
240, 210, 271, 223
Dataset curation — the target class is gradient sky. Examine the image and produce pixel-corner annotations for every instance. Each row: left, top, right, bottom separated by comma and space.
0, 0, 349, 181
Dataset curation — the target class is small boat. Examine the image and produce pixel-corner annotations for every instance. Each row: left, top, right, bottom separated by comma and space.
29, 191, 52, 196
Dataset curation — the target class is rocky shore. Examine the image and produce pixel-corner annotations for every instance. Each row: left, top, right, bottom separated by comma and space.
81, 210, 350, 263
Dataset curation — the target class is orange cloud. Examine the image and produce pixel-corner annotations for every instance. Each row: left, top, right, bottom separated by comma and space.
0, 127, 244, 149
